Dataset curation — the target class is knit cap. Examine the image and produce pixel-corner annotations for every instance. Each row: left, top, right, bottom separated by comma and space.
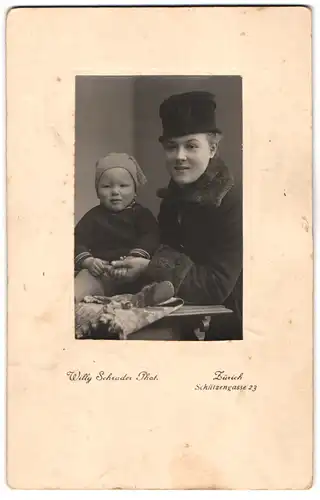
95, 153, 147, 192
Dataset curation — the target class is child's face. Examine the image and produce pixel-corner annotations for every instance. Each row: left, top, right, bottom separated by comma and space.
97, 167, 135, 212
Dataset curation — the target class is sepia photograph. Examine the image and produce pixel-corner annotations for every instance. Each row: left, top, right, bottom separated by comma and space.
74, 76, 243, 341
6, 6, 312, 490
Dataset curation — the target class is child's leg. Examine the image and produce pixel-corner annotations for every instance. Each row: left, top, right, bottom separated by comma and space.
83, 276, 122, 304
74, 269, 104, 303
100, 275, 123, 296
115, 275, 152, 295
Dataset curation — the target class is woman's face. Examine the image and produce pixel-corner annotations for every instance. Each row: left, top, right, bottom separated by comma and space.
162, 133, 214, 186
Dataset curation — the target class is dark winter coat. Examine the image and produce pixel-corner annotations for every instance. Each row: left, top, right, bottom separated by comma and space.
146, 155, 243, 336
75, 203, 160, 271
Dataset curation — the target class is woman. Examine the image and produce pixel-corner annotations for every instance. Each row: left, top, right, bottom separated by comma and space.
112, 91, 243, 340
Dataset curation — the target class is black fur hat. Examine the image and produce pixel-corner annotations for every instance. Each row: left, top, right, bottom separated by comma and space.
159, 91, 221, 142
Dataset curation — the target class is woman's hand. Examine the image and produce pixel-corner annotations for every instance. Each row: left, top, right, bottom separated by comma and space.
110, 256, 150, 282
82, 257, 106, 277
109, 268, 128, 279
105, 256, 127, 279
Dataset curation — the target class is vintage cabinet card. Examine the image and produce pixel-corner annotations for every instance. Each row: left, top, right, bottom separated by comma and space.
6, 6, 312, 489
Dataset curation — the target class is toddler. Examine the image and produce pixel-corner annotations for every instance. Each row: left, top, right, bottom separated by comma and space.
75, 153, 160, 303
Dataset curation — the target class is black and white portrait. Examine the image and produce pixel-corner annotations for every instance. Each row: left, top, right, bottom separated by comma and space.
74, 76, 243, 341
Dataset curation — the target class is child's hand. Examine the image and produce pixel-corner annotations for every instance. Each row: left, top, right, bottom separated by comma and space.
83, 257, 106, 277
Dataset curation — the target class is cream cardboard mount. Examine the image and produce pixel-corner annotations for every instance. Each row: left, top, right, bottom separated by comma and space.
6, 6, 313, 490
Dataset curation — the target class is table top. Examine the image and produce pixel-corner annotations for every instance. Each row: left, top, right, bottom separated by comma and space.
168, 304, 233, 317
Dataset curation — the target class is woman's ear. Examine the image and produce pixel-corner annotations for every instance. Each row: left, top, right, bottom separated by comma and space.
209, 132, 223, 157
210, 143, 217, 158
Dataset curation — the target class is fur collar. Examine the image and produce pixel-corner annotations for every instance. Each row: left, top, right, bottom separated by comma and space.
157, 156, 234, 207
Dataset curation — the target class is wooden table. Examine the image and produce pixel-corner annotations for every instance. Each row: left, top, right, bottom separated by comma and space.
128, 305, 233, 340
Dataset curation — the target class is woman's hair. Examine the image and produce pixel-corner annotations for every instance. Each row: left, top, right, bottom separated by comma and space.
207, 132, 223, 155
